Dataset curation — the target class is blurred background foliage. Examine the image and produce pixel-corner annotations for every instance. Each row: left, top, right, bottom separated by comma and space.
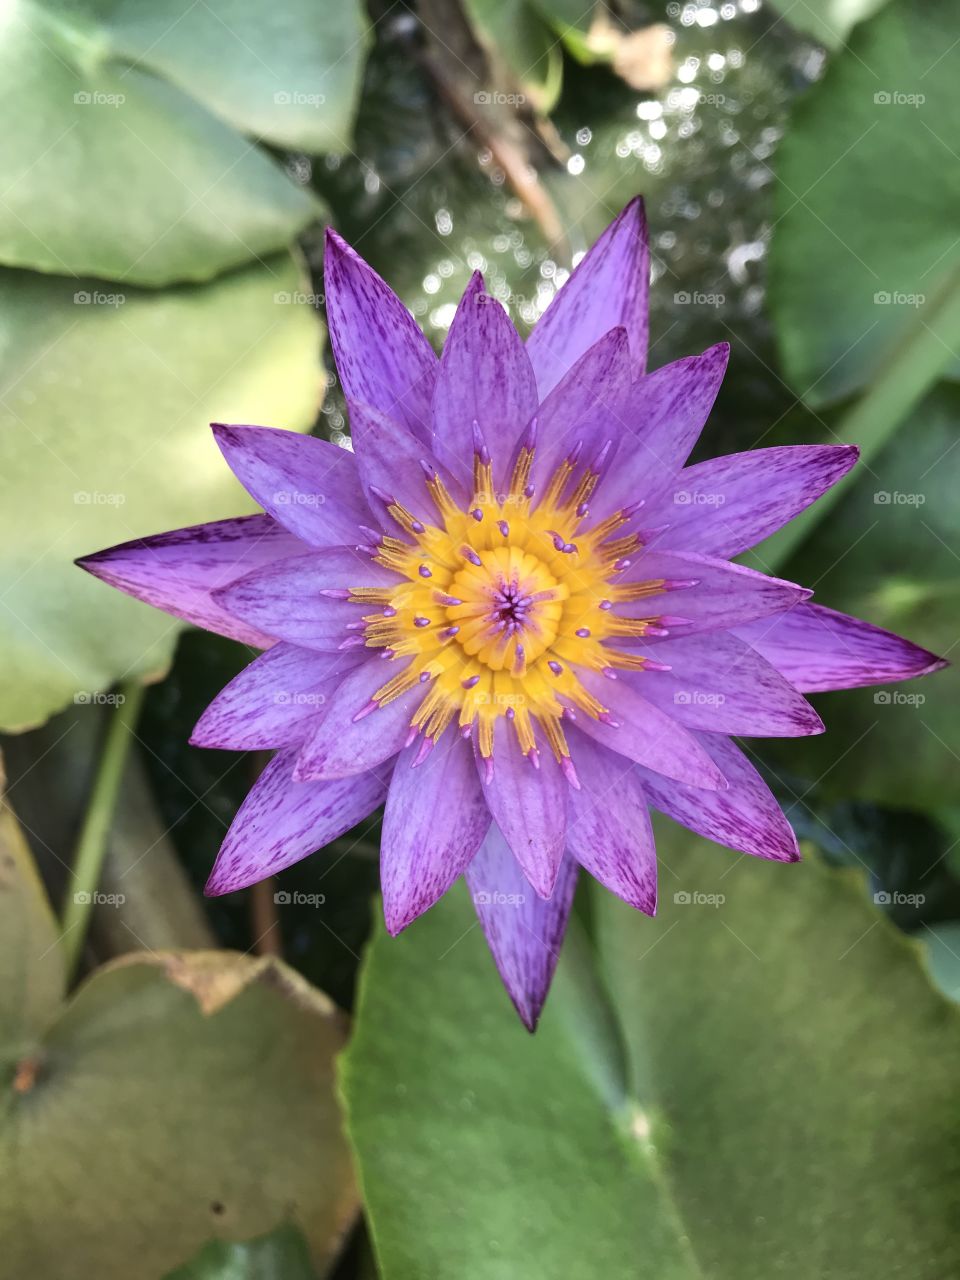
1, 0, 959, 1276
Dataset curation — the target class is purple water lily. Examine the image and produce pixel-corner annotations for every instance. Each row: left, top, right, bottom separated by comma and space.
78, 199, 945, 1029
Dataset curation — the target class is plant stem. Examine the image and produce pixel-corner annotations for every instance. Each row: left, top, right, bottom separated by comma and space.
754, 261, 960, 573
61, 682, 145, 976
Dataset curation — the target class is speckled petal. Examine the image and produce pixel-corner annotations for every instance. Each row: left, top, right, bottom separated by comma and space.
526, 195, 649, 397
191, 642, 364, 750
466, 825, 579, 1031
76, 514, 305, 648
567, 735, 657, 914
734, 602, 947, 691
204, 748, 389, 895
641, 444, 860, 558
325, 228, 438, 440
212, 423, 372, 546
639, 732, 800, 862
381, 734, 491, 935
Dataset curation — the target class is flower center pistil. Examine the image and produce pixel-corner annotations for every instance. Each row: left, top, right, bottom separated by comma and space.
343, 419, 692, 777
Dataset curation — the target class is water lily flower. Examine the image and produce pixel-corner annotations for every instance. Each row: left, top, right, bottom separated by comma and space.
78, 198, 945, 1029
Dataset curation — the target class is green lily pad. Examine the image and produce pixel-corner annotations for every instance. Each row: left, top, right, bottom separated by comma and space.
162, 1222, 318, 1280
764, 0, 889, 48
341, 892, 697, 1280
0, 253, 320, 732
84, 0, 371, 153
763, 385, 959, 810
342, 828, 960, 1278
0, 817, 357, 1280
0, 1, 327, 285
770, 0, 960, 404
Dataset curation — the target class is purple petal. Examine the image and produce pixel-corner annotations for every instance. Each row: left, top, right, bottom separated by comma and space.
212, 547, 391, 650
616, 548, 810, 633
466, 825, 579, 1031
639, 732, 799, 862
641, 445, 860, 558
348, 399, 467, 526
734, 602, 947, 692
432, 274, 538, 488
476, 718, 567, 899
204, 748, 389, 895
528, 326, 633, 495
191, 643, 364, 750
325, 228, 437, 440
590, 343, 729, 519
213, 547, 394, 650
76, 514, 305, 647
380, 734, 491, 935
622, 631, 824, 737
526, 196, 649, 397
566, 736, 657, 913
212, 424, 371, 546
573, 669, 727, 790
294, 658, 420, 780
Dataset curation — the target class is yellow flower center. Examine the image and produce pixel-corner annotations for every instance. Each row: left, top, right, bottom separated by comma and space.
348, 430, 674, 773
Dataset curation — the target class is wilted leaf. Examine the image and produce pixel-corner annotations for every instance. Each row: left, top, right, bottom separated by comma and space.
162, 1222, 318, 1279
0, 253, 320, 732
0, 839, 357, 1279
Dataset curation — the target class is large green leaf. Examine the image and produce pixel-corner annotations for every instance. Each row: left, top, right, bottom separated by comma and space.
80, 0, 371, 153
0, 253, 320, 732
341, 892, 698, 1280
595, 830, 960, 1279
0, 823, 357, 1279
770, 0, 960, 404
0, 1, 325, 284
764, 0, 888, 48
342, 830, 960, 1278
760, 385, 959, 809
